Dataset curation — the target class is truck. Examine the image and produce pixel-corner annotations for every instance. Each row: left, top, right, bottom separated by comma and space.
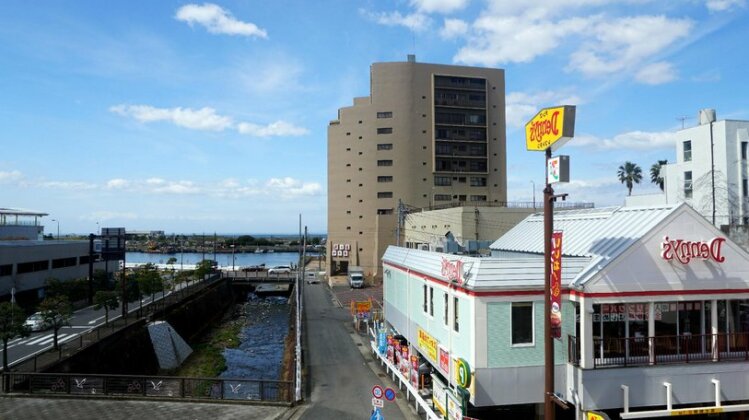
348, 266, 364, 288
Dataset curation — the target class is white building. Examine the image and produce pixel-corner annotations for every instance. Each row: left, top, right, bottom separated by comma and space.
381, 204, 749, 419
627, 109, 749, 228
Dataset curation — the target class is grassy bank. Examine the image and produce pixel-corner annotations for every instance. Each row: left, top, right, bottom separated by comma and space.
176, 309, 244, 377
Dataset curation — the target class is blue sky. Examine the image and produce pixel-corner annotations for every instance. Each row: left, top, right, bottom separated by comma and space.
1, 1, 748, 234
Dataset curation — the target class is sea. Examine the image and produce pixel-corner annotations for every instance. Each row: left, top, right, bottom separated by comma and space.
126, 251, 316, 269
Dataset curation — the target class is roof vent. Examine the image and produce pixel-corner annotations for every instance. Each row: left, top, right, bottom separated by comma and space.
699, 109, 716, 125
407, 54, 416, 63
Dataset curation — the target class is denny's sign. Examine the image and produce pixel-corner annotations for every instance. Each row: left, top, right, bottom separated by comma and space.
661, 236, 726, 264
525, 105, 576, 152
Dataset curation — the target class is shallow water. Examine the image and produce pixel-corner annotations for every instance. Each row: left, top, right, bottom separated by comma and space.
220, 294, 290, 380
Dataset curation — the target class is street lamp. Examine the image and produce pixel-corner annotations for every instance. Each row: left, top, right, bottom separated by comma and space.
51, 219, 60, 240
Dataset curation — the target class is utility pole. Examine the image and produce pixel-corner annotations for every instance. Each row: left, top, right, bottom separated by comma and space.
396, 199, 403, 246
543, 148, 555, 420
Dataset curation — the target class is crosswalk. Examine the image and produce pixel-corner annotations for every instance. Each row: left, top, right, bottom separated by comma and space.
1, 332, 77, 352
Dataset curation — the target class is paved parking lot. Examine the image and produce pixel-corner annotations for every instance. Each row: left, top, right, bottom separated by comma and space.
328, 276, 383, 309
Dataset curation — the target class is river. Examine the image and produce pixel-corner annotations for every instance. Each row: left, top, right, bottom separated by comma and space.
126, 251, 307, 269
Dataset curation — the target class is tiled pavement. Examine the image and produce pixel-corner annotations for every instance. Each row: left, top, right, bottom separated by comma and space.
0, 396, 290, 420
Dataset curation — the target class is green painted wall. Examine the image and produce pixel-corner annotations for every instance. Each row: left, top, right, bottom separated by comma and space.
486, 301, 574, 368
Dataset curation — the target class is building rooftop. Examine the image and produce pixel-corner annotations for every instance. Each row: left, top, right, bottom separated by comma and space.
0, 208, 49, 217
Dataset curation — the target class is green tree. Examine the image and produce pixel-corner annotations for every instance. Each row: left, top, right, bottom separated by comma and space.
650, 159, 668, 191
0, 302, 29, 371
38, 296, 73, 350
617, 161, 643, 196
195, 259, 215, 283
93, 291, 119, 325
166, 257, 178, 266
136, 266, 163, 305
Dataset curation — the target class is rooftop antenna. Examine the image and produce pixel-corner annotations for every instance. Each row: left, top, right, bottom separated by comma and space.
676, 115, 692, 129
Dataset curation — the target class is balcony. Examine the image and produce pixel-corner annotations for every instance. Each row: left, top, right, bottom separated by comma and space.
569, 332, 749, 368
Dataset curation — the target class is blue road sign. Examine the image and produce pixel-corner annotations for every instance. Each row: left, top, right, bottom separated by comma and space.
384, 387, 396, 401
370, 407, 384, 420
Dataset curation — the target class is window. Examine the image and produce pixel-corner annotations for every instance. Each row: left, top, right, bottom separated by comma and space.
377, 192, 393, 198
429, 287, 434, 316
744, 179, 748, 197
470, 177, 486, 186
434, 194, 452, 201
683, 140, 692, 162
470, 195, 487, 202
17, 260, 49, 274
0, 264, 11, 277
684, 171, 693, 199
377, 127, 393, 134
79, 255, 90, 264
377, 111, 393, 119
512, 302, 534, 345
377, 176, 393, 183
52, 257, 77, 269
444, 293, 449, 325
377, 209, 393, 215
454, 297, 460, 332
377, 143, 393, 150
434, 176, 451, 186
423, 284, 428, 312
377, 160, 393, 167
742, 142, 748, 160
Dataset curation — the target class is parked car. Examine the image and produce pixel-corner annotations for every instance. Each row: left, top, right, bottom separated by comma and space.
268, 265, 292, 274
24, 312, 52, 332
242, 264, 266, 272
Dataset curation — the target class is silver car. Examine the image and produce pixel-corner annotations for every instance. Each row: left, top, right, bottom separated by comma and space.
268, 265, 291, 274
24, 312, 51, 332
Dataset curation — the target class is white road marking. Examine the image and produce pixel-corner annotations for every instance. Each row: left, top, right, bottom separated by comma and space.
25, 334, 54, 346
36, 334, 69, 346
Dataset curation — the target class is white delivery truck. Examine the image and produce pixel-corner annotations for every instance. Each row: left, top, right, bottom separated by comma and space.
348, 266, 364, 288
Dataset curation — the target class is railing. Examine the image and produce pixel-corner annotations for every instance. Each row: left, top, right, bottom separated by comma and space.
3, 273, 222, 374
411, 200, 595, 213
574, 333, 749, 368
1, 372, 292, 404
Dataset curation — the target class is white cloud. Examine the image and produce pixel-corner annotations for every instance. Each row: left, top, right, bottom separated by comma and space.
266, 177, 322, 198
175, 3, 268, 38
440, 18, 469, 39
635, 61, 677, 85
110, 104, 233, 131
38, 181, 97, 190
569, 130, 677, 150
361, 9, 431, 32
106, 178, 130, 189
85, 211, 139, 221
506, 90, 583, 128
411, 0, 469, 14
152, 180, 200, 195
237, 121, 309, 137
706, 0, 746, 11
146, 178, 166, 185
0, 170, 22, 183
568, 16, 692, 77
235, 56, 305, 95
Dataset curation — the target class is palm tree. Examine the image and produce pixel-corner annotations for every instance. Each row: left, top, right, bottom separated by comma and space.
650, 160, 668, 191
617, 161, 643, 196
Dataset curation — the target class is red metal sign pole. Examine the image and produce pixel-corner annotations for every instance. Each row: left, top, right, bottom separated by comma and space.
544, 147, 555, 420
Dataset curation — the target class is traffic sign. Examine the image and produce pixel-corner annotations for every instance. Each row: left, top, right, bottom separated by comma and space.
372, 385, 384, 399
384, 387, 396, 401
372, 397, 384, 408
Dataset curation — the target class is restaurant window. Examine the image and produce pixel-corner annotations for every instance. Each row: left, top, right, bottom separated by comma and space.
454, 297, 460, 332
429, 287, 434, 317
684, 171, 693, 198
511, 302, 534, 345
683, 140, 692, 162
423, 284, 428, 313
444, 293, 449, 325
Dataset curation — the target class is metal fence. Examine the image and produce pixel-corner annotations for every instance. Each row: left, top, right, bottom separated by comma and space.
4, 273, 222, 374
568, 332, 749, 368
2, 372, 293, 404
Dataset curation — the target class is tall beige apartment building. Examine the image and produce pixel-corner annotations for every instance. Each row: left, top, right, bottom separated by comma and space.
327, 56, 506, 281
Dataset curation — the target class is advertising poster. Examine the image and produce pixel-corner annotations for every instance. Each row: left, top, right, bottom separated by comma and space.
387, 336, 394, 363
410, 355, 419, 388
550, 231, 563, 339
400, 346, 409, 377
438, 346, 450, 375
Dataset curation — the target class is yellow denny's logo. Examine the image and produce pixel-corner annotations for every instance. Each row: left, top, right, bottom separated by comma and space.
525, 105, 576, 152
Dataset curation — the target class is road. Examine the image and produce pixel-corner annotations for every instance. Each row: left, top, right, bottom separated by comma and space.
298, 280, 417, 420
1, 285, 180, 371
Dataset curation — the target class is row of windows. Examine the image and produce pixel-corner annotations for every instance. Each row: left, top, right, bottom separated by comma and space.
435, 112, 486, 126
434, 75, 486, 89
423, 284, 460, 332
436, 127, 486, 142
1, 256, 97, 276
435, 159, 487, 172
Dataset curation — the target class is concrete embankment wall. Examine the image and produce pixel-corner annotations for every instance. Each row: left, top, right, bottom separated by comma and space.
45, 279, 235, 374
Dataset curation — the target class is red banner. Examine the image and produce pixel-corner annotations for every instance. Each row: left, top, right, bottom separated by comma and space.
550, 231, 563, 339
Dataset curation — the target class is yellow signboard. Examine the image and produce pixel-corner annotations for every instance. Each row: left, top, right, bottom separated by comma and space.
671, 407, 724, 416
525, 105, 576, 152
417, 328, 438, 362
585, 411, 611, 420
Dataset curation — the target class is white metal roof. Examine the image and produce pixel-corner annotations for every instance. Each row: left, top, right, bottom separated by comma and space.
489, 204, 680, 258
382, 246, 591, 290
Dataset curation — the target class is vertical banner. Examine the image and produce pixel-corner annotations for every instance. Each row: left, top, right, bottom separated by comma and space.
550, 231, 563, 339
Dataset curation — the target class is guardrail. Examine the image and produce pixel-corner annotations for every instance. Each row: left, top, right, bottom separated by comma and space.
2, 273, 222, 374
1, 372, 292, 404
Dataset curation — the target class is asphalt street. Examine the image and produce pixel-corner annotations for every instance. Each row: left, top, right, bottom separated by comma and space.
297, 281, 417, 420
